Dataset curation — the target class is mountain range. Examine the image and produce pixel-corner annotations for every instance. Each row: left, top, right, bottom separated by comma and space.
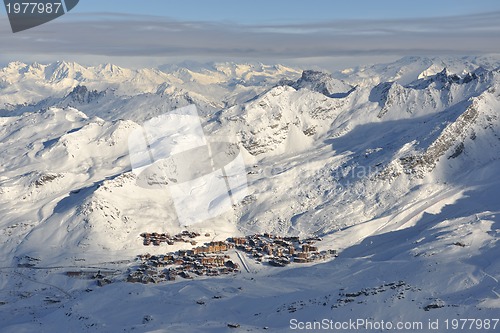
0, 56, 499, 332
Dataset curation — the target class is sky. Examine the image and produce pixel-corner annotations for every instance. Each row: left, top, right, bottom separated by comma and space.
62, 0, 500, 23
1, 0, 500, 70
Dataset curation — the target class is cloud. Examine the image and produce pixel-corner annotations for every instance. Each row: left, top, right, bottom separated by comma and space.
1, 11, 500, 63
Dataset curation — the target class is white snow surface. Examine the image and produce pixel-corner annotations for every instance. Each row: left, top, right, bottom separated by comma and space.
0, 56, 499, 332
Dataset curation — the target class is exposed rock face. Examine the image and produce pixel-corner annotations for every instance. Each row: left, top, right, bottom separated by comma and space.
34, 173, 62, 187
377, 94, 494, 181
68, 85, 105, 104
290, 70, 353, 97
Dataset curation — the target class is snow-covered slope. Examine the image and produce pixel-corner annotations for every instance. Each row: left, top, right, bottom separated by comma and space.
0, 57, 499, 332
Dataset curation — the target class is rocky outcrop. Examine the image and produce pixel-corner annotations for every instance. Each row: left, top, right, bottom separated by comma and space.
378, 99, 481, 180
67, 85, 105, 104
290, 70, 353, 97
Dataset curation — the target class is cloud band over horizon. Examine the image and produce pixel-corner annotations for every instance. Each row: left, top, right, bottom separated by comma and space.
1, 11, 500, 67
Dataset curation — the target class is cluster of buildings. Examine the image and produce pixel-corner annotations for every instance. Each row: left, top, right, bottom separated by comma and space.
229, 233, 337, 265
127, 232, 337, 284
140, 230, 210, 246
66, 270, 113, 287
127, 241, 240, 284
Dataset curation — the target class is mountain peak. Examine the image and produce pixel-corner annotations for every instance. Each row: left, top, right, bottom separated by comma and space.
6, 61, 27, 69
291, 69, 353, 97
97, 63, 125, 74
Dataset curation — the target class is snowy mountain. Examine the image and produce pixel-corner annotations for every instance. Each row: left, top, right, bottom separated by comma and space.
0, 61, 301, 118
0, 56, 499, 332
286, 70, 354, 98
